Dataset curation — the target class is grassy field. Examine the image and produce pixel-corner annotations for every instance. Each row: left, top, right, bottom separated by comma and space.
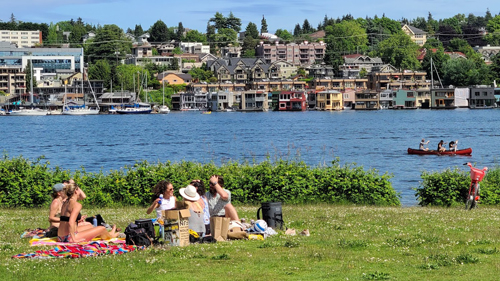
1, 204, 500, 280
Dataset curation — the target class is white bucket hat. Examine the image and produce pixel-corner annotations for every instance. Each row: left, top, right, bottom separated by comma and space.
179, 185, 200, 202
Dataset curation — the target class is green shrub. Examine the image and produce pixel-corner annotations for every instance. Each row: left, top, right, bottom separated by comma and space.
479, 165, 500, 205
0, 155, 400, 207
414, 165, 500, 207
414, 168, 469, 207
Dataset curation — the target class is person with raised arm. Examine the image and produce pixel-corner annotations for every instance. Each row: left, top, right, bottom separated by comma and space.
57, 183, 119, 243
206, 175, 240, 222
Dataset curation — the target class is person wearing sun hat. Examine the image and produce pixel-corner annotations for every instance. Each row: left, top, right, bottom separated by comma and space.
180, 184, 205, 238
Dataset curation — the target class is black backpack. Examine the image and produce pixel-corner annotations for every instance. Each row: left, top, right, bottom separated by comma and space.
134, 219, 155, 240
125, 223, 153, 247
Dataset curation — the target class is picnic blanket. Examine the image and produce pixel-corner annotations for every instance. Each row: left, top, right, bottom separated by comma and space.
13, 241, 141, 259
29, 237, 126, 246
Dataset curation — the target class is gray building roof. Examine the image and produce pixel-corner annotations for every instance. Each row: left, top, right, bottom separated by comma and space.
405, 24, 427, 35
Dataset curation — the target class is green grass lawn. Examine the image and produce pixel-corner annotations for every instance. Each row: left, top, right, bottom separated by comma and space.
1, 204, 500, 280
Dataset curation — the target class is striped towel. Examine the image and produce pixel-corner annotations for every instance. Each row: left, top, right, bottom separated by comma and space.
13, 241, 142, 259
29, 237, 126, 246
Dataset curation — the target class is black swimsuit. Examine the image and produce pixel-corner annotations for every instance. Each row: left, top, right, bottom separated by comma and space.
60, 213, 82, 224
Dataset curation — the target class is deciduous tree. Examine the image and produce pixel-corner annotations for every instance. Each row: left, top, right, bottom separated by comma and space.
324, 20, 368, 72
485, 15, 500, 45
88, 59, 111, 89
184, 30, 207, 42
441, 58, 491, 86
275, 29, 293, 41
372, 33, 420, 70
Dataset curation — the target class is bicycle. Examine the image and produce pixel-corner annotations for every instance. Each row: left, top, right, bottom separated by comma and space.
464, 162, 488, 210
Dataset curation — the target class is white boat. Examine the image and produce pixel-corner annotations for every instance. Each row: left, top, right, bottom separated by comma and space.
158, 105, 170, 114
62, 68, 100, 115
48, 109, 62, 115
8, 57, 49, 116
8, 107, 48, 116
116, 103, 152, 114
109, 106, 118, 114
158, 80, 170, 114
116, 71, 152, 114
62, 106, 99, 115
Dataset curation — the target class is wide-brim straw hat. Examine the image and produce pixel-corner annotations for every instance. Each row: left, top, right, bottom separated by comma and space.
179, 185, 200, 202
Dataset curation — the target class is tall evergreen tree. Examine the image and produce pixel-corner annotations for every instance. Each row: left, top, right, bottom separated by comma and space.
302, 19, 312, 33
25, 60, 35, 93
149, 20, 169, 42
293, 24, 302, 36
134, 24, 144, 37
245, 22, 259, 39
226, 12, 242, 33
261, 15, 268, 34
176, 22, 185, 40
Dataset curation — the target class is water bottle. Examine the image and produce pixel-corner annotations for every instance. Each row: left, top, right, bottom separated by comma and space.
159, 194, 163, 205
92, 217, 97, 227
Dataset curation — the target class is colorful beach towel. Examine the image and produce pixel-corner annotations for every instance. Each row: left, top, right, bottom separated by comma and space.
21, 228, 47, 239
13, 241, 141, 259
29, 237, 126, 246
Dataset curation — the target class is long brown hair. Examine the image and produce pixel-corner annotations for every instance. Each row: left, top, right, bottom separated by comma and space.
151, 180, 172, 202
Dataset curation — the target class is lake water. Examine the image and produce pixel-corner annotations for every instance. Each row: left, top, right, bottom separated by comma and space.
1, 109, 498, 206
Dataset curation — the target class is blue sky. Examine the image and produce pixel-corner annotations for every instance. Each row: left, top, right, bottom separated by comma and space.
1, 0, 498, 33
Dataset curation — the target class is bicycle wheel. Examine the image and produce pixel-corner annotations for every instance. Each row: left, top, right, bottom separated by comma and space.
471, 184, 480, 209
465, 185, 475, 210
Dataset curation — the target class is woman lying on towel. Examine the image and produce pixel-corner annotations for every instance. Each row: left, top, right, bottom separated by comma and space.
57, 183, 119, 243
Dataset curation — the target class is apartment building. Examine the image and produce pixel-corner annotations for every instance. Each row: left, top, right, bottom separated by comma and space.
0, 30, 42, 47
0, 65, 26, 95
255, 41, 326, 66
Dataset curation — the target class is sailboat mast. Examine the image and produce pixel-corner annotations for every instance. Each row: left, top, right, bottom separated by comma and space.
430, 57, 434, 90
30, 56, 33, 104
82, 52, 85, 107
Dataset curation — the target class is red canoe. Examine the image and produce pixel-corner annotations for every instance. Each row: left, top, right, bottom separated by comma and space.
407, 148, 472, 156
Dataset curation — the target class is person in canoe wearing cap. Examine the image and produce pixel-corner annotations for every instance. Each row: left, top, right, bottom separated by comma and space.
419, 138, 430, 151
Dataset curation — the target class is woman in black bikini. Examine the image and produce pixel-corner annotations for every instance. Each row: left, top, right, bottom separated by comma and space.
57, 183, 119, 243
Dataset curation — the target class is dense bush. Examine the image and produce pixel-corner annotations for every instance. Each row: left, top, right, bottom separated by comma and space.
414, 165, 499, 207
0, 155, 400, 207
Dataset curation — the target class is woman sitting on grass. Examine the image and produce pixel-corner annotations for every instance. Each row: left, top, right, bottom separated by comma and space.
180, 184, 205, 238
146, 180, 177, 220
57, 183, 119, 243
46, 181, 93, 237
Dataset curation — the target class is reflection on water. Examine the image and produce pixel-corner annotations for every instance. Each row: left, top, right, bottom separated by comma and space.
2, 109, 499, 206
